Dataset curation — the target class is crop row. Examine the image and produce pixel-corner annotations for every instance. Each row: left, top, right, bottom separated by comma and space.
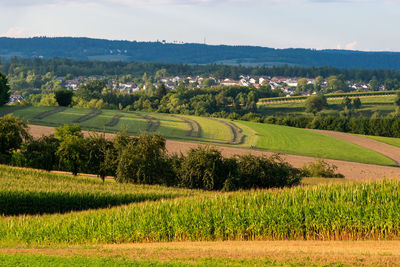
73, 109, 102, 123
33, 107, 67, 120
0, 165, 200, 215
0, 190, 179, 216
129, 112, 160, 132
217, 119, 244, 145
1, 180, 400, 244
105, 114, 124, 127
171, 115, 202, 138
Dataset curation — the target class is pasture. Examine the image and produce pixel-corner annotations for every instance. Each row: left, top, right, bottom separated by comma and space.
1, 106, 398, 166
234, 121, 396, 166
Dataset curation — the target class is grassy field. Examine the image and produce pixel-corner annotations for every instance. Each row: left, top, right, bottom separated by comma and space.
141, 112, 189, 139
6, 107, 233, 143
234, 121, 396, 165
182, 115, 232, 143
4, 247, 396, 267
364, 135, 400, 148
258, 95, 397, 116
11, 106, 55, 121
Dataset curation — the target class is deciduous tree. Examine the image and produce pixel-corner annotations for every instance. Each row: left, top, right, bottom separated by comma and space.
305, 94, 327, 116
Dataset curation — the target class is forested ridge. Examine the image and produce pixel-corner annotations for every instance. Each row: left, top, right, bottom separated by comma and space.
1, 37, 400, 70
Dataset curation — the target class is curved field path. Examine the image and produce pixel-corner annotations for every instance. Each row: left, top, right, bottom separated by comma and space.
28, 124, 400, 181
313, 129, 400, 165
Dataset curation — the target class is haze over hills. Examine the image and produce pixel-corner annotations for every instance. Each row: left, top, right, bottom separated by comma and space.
1, 37, 400, 70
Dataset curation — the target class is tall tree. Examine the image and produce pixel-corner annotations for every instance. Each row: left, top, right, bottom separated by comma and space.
0, 72, 10, 106
296, 78, 308, 94
305, 94, 328, 116
155, 83, 167, 98
314, 76, 324, 92
368, 79, 379, 91
0, 115, 31, 163
55, 89, 73, 107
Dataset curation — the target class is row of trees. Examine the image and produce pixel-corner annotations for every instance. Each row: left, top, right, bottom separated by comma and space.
3, 57, 400, 83
33, 82, 269, 116
3, 57, 400, 99
0, 115, 302, 191
261, 115, 400, 138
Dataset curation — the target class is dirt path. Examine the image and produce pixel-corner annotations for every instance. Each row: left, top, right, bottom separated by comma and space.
313, 129, 400, 165
28, 124, 400, 181
1, 241, 400, 266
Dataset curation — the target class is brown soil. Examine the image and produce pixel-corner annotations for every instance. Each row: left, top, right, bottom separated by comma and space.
28, 124, 400, 181
2, 241, 400, 266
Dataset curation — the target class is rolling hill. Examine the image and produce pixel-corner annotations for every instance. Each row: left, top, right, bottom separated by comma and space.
1, 106, 396, 166
1, 37, 400, 70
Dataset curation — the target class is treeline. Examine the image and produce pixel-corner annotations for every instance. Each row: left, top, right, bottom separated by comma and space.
0, 115, 302, 191
247, 115, 400, 138
43, 83, 271, 116
260, 90, 400, 103
2, 57, 400, 83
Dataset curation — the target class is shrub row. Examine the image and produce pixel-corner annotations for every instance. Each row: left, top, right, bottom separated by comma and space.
216, 112, 400, 138
261, 115, 400, 138
259, 90, 400, 103
1, 115, 302, 191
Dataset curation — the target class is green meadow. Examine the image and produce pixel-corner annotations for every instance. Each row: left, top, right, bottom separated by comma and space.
234, 120, 396, 165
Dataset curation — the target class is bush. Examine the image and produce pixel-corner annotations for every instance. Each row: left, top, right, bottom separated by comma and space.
235, 154, 302, 189
178, 146, 228, 190
0, 114, 31, 163
56, 135, 86, 176
20, 135, 60, 171
301, 159, 344, 178
83, 133, 114, 182
116, 133, 173, 185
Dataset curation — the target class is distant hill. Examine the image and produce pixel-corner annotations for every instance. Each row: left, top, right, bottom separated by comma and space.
1, 37, 400, 70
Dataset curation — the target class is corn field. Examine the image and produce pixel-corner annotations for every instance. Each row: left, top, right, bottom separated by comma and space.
1, 165, 400, 245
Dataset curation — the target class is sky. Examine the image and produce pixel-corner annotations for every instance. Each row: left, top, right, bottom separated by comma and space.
1, 0, 399, 51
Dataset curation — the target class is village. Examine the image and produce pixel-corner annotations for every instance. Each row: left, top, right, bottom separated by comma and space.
63, 75, 375, 94
8, 74, 378, 105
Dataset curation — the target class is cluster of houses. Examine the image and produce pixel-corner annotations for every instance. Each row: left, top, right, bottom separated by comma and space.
59, 75, 376, 97
7, 94, 24, 104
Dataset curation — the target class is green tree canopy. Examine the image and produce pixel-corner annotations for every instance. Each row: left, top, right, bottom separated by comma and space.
305, 94, 328, 116
0, 72, 10, 106
0, 115, 31, 163
76, 80, 106, 101
55, 90, 73, 107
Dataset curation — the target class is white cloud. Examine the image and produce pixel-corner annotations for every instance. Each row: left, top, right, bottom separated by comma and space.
345, 41, 357, 50
4, 27, 25, 37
